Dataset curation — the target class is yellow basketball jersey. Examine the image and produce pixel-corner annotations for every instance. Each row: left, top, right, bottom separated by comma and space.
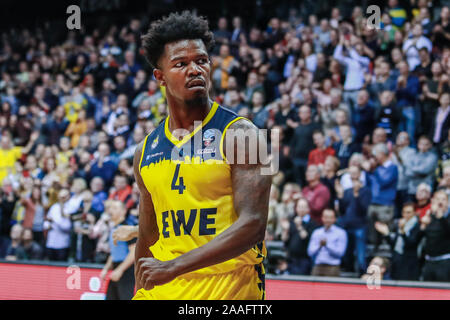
139, 101, 267, 277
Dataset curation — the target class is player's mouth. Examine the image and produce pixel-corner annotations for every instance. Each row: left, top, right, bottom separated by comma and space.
186, 78, 206, 89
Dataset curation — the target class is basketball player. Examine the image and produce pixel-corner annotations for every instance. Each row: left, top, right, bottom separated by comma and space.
132, 11, 271, 300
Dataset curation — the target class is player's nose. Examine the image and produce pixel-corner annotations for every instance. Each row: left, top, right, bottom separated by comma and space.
186, 61, 202, 76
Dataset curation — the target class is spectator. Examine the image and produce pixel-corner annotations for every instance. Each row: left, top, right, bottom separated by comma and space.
320, 155, 340, 209
276, 182, 302, 229
375, 203, 421, 280
333, 124, 361, 169
0, 179, 18, 258
420, 62, 447, 137
351, 90, 376, 144
395, 60, 420, 145
108, 174, 132, 204
213, 17, 231, 55
367, 60, 397, 103
212, 44, 237, 93
66, 178, 88, 215
405, 135, 438, 199
223, 89, 246, 114
415, 182, 432, 219
122, 126, 146, 161
402, 24, 432, 72
243, 71, 264, 105
336, 165, 371, 275
281, 198, 318, 275
4, 224, 23, 261
20, 185, 45, 247
437, 165, 450, 201
388, 0, 407, 30
308, 130, 336, 169
250, 91, 269, 129
431, 92, 450, 145
413, 48, 432, 83
430, 6, 450, 50
0, 131, 38, 185
100, 200, 136, 300
339, 153, 367, 191
333, 35, 370, 110
111, 135, 128, 166
391, 131, 415, 218
44, 188, 72, 261
87, 142, 117, 188
418, 190, 450, 282
64, 108, 88, 148
307, 209, 348, 277
90, 176, 108, 217
41, 105, 69, 146
375, 90, 402, 141
302, 165, 331, 225
71, 191, 97, 262
364, 143, 399, 250
361, 256, 392, 281
91, 209, 111, 264
15, 228, 44, 261
289, 105, 320, 186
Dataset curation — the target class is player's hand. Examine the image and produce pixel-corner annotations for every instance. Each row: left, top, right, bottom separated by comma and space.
112, 225, 136, 245
136, 258, 177, 291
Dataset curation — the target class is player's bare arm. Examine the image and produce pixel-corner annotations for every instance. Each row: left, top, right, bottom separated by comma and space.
133, 141, 160, 290
136, 118, 272, 290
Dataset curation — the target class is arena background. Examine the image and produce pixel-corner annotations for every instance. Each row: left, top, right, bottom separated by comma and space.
1, 0, 450, 300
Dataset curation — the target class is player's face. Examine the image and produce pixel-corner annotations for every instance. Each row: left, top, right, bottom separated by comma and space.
155, 39, 211, 106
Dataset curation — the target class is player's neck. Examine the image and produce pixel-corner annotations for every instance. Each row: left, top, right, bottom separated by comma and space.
166, 97, 212, 134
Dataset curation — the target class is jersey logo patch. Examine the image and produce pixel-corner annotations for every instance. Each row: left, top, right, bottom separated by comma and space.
203, 129, 215, 147
151, 136, 159, 149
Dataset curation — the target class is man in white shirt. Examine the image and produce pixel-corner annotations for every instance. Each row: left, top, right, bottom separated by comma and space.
402, 24, 433, 72
333, 35, 370, 110
44, 189, 72, 261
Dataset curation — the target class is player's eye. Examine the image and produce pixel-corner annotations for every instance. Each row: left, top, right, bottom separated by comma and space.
197, 58, 208, 64
174, 62, 186, 68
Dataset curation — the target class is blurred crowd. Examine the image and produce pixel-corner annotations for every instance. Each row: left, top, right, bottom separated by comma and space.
1, 0, 450, 283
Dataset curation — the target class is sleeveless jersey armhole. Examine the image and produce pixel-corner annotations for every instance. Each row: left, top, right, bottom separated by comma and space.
219, 116, 249, 164
138, 134, 150, 174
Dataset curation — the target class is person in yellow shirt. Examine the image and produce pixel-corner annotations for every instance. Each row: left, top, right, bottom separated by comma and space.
0, 131, 39, 186
64, 108, 88, 148
55, 136, 73, 167
212, 43, 237, 92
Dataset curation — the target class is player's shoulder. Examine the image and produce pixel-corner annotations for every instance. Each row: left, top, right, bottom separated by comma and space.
133, 118, 166, 163
215, 104, 256, 131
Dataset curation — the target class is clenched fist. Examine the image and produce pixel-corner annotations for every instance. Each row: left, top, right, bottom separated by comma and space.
136, 258, 177, 291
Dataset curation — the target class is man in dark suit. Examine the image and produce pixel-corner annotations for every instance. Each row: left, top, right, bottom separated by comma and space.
281, 198, 319, 275
375, 203, 421, 280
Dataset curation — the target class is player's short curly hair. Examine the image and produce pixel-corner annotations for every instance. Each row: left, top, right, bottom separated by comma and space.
141, 11, 215, 69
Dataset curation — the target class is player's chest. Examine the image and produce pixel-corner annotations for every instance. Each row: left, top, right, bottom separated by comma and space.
141, 143, 231, 198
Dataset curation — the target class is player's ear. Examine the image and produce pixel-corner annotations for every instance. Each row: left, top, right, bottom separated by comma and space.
153, 69, 166, 87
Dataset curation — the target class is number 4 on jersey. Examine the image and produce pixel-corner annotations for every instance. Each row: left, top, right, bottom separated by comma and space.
171, 163, 186, 194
